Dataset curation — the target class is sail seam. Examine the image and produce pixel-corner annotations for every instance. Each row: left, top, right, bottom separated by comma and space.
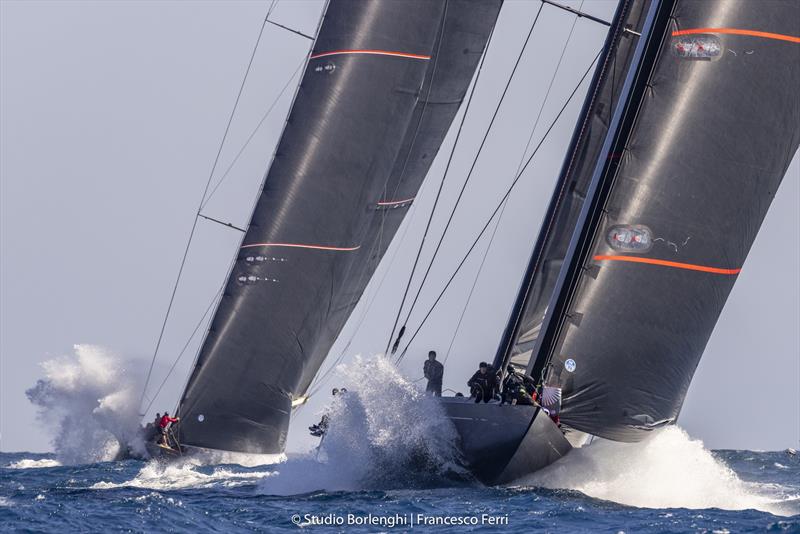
671, 28, 800, 44
310, 49, 431, 60
593, 255, 741, 274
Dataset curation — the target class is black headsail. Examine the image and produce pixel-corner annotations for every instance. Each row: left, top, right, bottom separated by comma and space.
503, 0, 799, 442
177, 0, 502, 454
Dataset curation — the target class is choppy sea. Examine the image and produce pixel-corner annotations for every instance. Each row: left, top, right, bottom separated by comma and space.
1, 446, 798, 533
6, 347, 800, 532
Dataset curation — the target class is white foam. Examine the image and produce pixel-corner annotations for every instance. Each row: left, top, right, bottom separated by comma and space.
523, 426, 798, 516
258, 355, 466, 495
190, 448, 285, 468
0, 497, 12, 507
26, 344, 146, 464
6, 458, 62, 469
90, 457, 276, 491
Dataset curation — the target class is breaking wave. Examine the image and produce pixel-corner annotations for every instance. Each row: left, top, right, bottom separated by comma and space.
258, 355, 469, 495
90, 457, 276, 491
25, 344, 145, 464
5, 458, 62, 469
523, 426, 799, 516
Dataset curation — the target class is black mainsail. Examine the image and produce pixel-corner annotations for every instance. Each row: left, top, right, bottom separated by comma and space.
498, 0, 799, 442
177, 0, 502, 454
495, 0, 654, 372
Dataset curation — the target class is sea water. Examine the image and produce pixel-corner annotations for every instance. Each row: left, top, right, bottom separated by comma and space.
1, 446, 797, 532
2, 348, 798, 532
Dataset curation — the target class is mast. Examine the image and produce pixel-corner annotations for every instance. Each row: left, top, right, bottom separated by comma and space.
527, 0, 675, 380
494, 0, 655, 373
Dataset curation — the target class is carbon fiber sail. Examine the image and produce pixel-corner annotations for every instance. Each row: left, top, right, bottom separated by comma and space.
503, 0, 799, 442
177, 0, 502, 454
495, 0, 654, 371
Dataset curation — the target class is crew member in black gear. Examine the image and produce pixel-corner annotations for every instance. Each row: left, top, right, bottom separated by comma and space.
467, 362, 498, 403
423, 350, 444, 397
309, 388, 343, 437
501, 367, 534, 406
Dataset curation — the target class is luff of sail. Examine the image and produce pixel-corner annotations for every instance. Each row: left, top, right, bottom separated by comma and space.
496, 0, 654, 372
177, 0, 502, 454
531, 0, 799, 442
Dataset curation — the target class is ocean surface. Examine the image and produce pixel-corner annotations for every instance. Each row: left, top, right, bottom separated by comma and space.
1, 446, 798, 533
7, 348, 800, 532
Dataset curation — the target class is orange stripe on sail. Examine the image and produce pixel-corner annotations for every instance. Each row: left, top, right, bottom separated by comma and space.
310, 49, 431, 60
672, 28, 800, 44
241, 243, 361, 252
593, 255, 741, 275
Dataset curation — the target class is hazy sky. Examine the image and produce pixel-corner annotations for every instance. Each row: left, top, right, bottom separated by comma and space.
1, 0, 798, 454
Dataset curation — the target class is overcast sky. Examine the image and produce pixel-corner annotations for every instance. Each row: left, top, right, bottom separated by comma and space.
1, 0, 798, 454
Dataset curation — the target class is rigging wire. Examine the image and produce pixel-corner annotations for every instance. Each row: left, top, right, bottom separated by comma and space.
395, 48, 603, 364
442, 1, 585, 365
200, 58, 305, 212
305, 172, 433, 398
383, 1, 491, 356
138, 11, 271, 414
142, 53, 305, 413
173, 0, 329, 418
309, 0, 453, 395
389, 3, 545, 355
142, 284, 224, 416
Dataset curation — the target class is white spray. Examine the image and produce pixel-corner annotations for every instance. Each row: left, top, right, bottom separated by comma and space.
258, 355, 469, 495
26, 344, 146, 464
524, 426, 798, 516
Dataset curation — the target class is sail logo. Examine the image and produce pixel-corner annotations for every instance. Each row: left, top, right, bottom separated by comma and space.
564, 359, 576, 373
607, 224, 653, 253
672, 34, 722, 61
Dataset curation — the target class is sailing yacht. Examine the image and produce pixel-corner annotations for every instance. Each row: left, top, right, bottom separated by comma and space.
139, 0, 800, 484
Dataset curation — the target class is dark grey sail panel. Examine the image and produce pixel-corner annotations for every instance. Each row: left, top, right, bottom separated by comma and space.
542, 0, 799, 441
498, 0, 654, 371
178, 0, 501, 454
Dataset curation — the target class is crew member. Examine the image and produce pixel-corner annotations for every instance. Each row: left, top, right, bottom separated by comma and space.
309, 388, 343, 437
145, 412, 161, 443
467, 362, 498, 403
159, 412, 180, 448
501, 368, 534, 406
423, 350, 444, 397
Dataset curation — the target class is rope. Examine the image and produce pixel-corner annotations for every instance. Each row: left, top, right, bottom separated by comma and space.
443, 1, 585, 366
396, 49, 603, 364
392, 3, 545, 351
138, 11, 271, 414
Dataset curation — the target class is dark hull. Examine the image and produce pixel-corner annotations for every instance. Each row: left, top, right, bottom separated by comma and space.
440, 397, 571, 485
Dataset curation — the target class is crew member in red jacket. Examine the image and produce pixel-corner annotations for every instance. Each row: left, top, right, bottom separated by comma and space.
159, 412, 180, 447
